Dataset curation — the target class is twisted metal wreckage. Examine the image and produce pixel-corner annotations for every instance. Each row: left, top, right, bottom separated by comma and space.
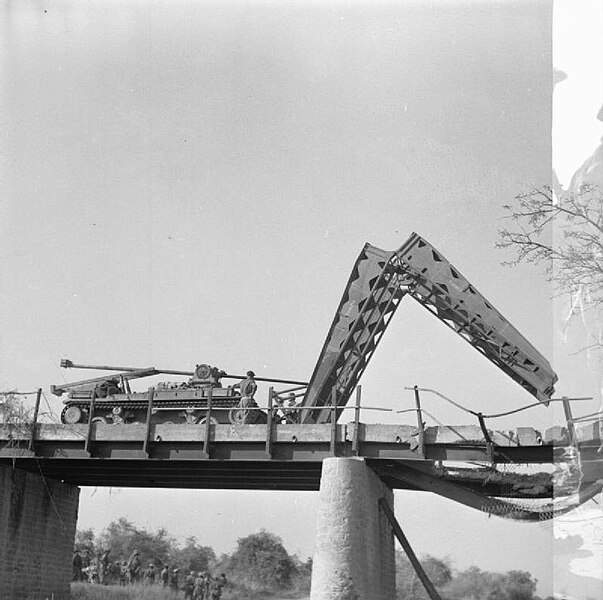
46, 233, 601, 524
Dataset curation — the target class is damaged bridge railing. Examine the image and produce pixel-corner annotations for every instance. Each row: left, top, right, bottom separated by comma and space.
2, 384, 599, 470
404, 386, 595, 462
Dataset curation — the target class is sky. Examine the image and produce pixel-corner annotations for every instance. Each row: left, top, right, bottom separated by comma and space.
1, 1, 602, 597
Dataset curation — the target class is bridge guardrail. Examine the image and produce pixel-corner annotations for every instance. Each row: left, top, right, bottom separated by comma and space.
2, 384, 599, 462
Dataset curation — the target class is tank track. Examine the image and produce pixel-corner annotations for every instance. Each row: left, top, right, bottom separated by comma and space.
61, 397, 242, 425
64, 398, 239, 411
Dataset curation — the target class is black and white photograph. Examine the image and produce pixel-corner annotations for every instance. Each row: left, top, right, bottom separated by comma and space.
1, 1, 602, 599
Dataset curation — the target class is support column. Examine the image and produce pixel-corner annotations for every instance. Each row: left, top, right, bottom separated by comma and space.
0, 465, 79, 600
310, 457, 395, 600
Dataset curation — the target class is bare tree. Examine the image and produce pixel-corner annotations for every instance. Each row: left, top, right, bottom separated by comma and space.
0, 391, 32, 426
497, 183, 603, 307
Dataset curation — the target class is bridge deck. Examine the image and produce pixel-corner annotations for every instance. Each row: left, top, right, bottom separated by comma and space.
1, 422, 600, 497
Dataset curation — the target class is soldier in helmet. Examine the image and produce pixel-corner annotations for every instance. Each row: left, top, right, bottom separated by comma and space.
283, 392, 298, 423
99, 547, 111, 584
160, 564, 170, 588
234, 370, 259, 423
184, 570, 196, 600
127, 549, 141, 584
208, 574, 224, 600
82, 549, 91, 571
144, 563, 156, 585
72, 551, 82, 581
238, 371, 257, 403
115, 560, 128, 585
193, 571, 206, 599
119, 560, 128, 586
216, 573, 228, 590
170, 567, 180, 591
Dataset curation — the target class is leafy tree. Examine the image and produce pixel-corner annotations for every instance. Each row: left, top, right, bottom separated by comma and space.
228, 529, 297, 590
170, 536, 216, 573
503, 570, 538, 600
74, 528, 96, 556
423, 555, 452, 588
444, 566, 539, 600
445, 566, 501, 600
289, 555, 312, 593
292, 554, 312, 578
396, 551, 451, 600
97, 518, 176, 566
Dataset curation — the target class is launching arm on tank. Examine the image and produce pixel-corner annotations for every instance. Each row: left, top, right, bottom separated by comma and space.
50, 359, 187, 397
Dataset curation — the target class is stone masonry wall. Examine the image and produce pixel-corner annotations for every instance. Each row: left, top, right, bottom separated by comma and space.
0, 465, 79, 600
310, 457, 395, 600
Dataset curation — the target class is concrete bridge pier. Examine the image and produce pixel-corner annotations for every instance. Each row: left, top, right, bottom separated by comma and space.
0, 465, 79, 600
310, 457, 396, 600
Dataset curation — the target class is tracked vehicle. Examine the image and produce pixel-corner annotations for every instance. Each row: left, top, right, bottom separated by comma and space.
52, 360, 305, 425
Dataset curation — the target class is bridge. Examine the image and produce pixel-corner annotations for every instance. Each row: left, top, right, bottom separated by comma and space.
1, 420, 601, 493
1, 405, 602, 600
1, 232, 601, 599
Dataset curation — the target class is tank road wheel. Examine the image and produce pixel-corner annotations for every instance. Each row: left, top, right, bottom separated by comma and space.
162, 420, 175, 425
228, 408, 259, 424
198, 416, 219, 426
61, 405, 83, 424
92, 416, 107, 424
228, 408, 246, 424
110, 406, 126, 424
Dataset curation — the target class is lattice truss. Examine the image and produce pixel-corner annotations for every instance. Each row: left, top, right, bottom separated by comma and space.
302, 245, 411, 424
302, 233, 558, 423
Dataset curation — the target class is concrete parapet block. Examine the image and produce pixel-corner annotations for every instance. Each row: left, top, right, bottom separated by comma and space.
0, 465, 80, 600
310, 457, 395, 600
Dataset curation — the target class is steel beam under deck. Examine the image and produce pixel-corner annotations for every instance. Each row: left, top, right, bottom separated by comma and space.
0, 457, 561, 498
1, 423, 601, 496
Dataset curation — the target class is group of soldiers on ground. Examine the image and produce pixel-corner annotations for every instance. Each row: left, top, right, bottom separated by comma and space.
72, 548, 228, 599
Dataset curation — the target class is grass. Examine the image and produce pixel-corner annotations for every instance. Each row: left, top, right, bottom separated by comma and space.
223, 589, 309, 600
71, 583, 182, 599
71, 582, 310, 600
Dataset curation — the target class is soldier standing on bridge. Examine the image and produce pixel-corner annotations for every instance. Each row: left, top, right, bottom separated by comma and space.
284, 393, 298, 423
233, 371, 259, 423
237, 371, 257, 405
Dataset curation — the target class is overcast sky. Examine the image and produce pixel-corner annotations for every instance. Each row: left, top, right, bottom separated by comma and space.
2, 1, 602, 597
